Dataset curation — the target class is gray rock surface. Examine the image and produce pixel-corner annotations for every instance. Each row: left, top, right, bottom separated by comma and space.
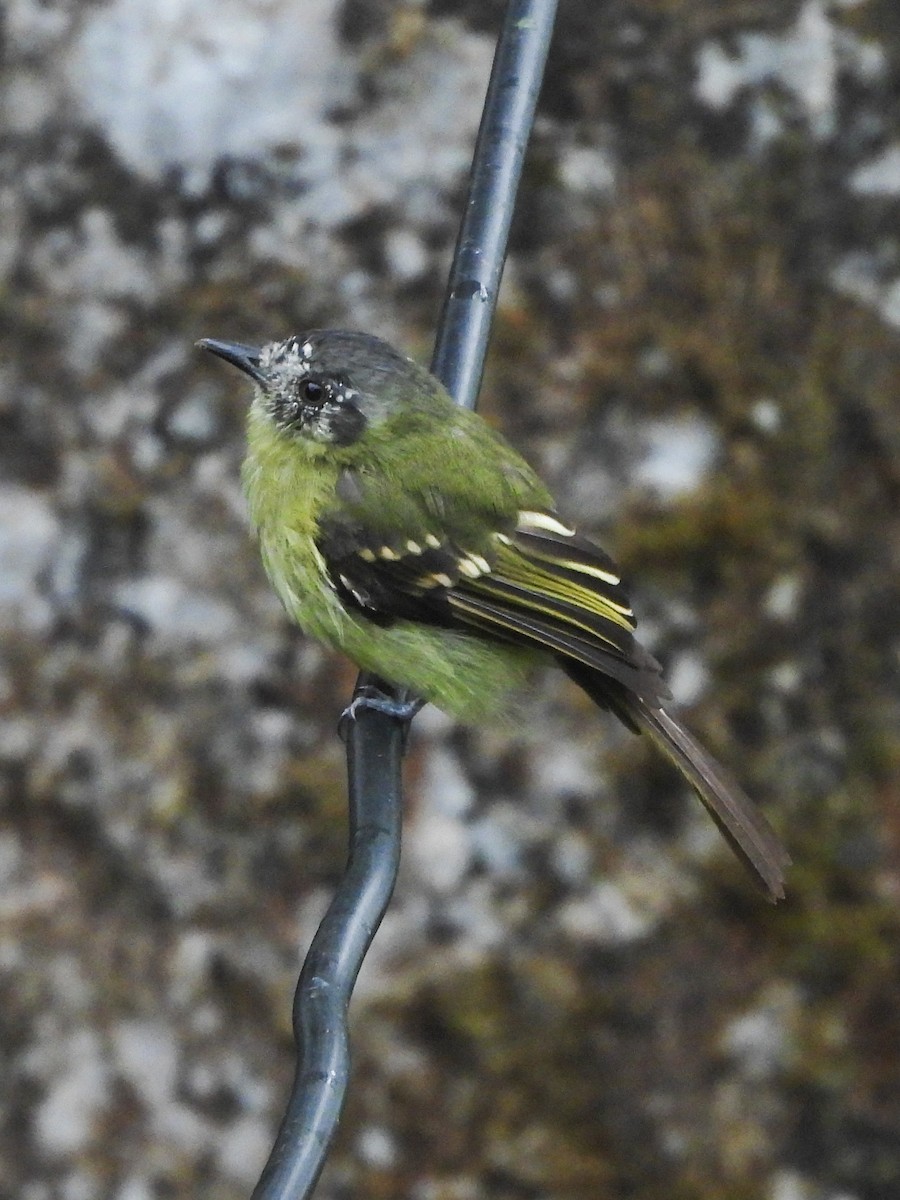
3, 2, 900, 1198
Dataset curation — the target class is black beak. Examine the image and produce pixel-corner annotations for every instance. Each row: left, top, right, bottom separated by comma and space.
196, 338, 265, 385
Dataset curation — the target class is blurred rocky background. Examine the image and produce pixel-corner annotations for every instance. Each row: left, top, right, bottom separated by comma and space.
3, 1, 900, 1197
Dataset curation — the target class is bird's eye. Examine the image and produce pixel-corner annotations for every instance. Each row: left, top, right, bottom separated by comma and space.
300, 380, 323, 402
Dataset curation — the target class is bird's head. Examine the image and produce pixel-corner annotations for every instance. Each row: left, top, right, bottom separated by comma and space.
198, 329, 441, 448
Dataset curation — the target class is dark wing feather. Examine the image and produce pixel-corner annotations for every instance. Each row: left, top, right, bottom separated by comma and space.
318, 503, 789, 900
318, 506, 665, 699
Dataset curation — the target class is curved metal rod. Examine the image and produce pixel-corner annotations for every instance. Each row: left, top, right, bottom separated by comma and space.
250, 2, 560, 1196
251, 709, 404, 1199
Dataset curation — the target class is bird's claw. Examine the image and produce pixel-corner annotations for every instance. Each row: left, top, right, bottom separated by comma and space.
338, 686, 424, 745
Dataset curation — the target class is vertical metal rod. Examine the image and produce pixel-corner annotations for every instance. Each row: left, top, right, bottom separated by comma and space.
432, 0, 560, 407
251, 3, 559, 1197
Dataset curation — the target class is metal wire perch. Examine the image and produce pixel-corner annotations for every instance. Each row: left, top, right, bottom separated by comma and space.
250, 2, 560, 1196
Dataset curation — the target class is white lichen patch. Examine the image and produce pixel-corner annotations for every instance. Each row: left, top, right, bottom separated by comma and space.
695, 1, 838, 140
634, 417, 718, 500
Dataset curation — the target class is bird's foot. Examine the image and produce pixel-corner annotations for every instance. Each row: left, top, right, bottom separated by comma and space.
338, 686, 424, 745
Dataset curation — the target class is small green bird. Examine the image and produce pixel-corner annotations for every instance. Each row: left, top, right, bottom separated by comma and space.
199, 330, 789, 900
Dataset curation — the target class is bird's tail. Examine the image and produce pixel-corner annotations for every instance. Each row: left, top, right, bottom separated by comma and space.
617, 694, 790, 901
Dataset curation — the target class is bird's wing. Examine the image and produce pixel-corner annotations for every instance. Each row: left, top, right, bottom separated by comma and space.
318, 492, 666, 699
318, 485, 789, 902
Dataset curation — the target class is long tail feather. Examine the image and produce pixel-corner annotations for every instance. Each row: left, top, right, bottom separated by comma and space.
621, 696, 790, 901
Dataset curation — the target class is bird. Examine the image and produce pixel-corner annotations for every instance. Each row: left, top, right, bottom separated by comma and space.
198, 329, 789, 900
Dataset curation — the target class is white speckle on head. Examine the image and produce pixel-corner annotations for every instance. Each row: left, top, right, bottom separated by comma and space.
259, 336, 313, 374
425, 534, 442, 549
406, 540, 422, 555
311, 414, 334, 442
